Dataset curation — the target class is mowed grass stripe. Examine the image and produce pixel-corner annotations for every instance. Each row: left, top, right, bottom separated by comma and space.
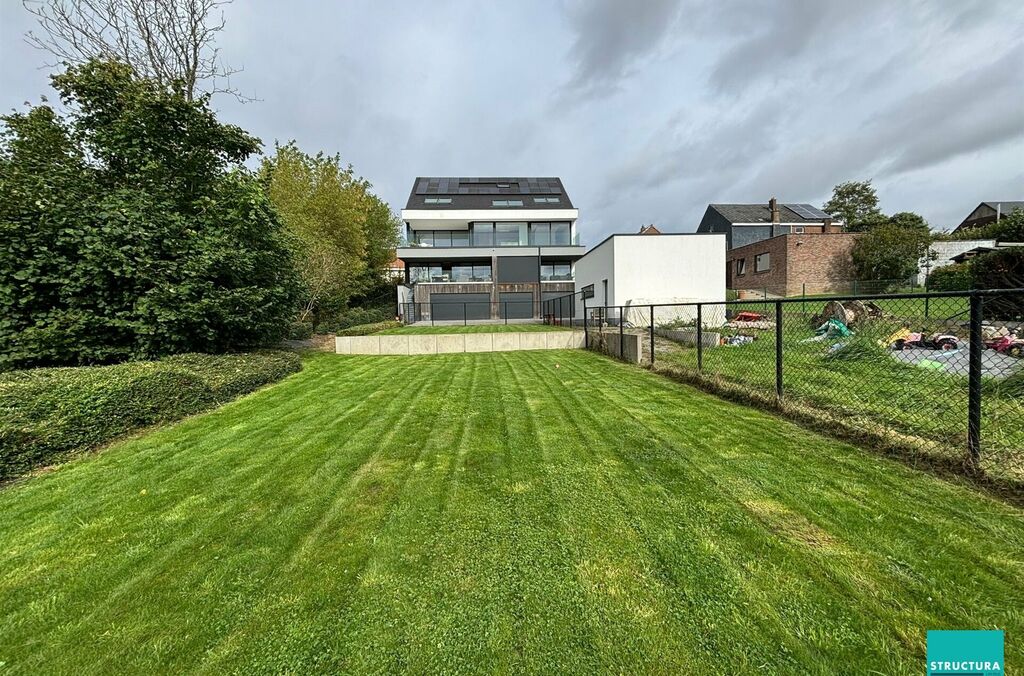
0, 350, 1021, 673
518, 352, 822, 672
544, 351, 1023, 669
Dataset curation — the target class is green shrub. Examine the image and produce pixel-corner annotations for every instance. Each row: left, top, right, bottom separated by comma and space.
0, 351, 300, 480
321, 306, 395, 332
334, 321, 402, 336
926, 264, 973, 291
286, 321, 315, 340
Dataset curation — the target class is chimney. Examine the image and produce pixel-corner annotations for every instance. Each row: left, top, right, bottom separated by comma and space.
769, 197, 780, 224
824, 217, 833, 231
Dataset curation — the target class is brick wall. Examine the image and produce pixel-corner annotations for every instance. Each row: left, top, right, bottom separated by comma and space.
727, 233, 861, 296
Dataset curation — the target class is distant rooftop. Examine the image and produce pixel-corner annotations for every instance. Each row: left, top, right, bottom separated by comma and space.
709, 203, 838, 224
404, 177, 574, 210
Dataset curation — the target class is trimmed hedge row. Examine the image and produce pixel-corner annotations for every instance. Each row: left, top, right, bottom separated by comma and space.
334, 321, 402, 336
0, 351, 301, 480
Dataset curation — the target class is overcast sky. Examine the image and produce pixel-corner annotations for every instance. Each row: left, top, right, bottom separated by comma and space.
2, 0, 1022, 243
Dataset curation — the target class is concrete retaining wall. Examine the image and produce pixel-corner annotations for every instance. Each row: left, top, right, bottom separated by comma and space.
586, 330, 643, 364
336, 331, 585, 355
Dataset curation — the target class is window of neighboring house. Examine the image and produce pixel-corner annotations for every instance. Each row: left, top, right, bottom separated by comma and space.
432, 230, 452, 248
530, 222, 551, 245
541, 263, 571, 281
495, 222, 526, 246
602, 279, 608, 304
424, 197, 452, 205
550, 222, 571, 245
492, 199, 524, 207
581, 284, 595, 299
472, 222, 494, 246
794, 226, 804, 234
735, 258, 746, 276
755, 253, 770, 272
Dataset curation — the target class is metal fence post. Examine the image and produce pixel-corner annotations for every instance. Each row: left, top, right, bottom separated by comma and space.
431, 303, 434, 327
967, 293, 983, 470
463, 303, 467, 326
775, 300, 784, 401
504, 302, 508, 325
697, 303, 703, 372
619, 306, 624, 360
583, 297, 588, 348
649, 305, 655, 365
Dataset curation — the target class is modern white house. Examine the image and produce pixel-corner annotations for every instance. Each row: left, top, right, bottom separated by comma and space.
566, 232, 726, 325
395, 177, 585, 321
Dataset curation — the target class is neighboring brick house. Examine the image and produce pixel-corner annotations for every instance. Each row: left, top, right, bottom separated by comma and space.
697, 198, 845, 249
727, 233, 861, 297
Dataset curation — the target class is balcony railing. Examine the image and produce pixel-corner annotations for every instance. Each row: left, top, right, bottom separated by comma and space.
399, 233, 582, 248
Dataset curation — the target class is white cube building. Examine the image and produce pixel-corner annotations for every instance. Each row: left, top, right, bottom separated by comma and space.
570, 233, 726, 326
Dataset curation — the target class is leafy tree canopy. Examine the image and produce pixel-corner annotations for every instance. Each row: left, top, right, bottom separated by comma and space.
0, 59, 298, 369
823, 180, 883, 232
850, 212, 933, 284
260, 142, 399, 326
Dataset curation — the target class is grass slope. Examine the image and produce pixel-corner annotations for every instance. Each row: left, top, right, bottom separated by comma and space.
0, 351, 1021, 673
378, 323, 573, 334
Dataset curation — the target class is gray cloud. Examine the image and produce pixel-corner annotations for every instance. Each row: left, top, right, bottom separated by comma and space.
2, 0, 1022, 241
562, 0, 686, 97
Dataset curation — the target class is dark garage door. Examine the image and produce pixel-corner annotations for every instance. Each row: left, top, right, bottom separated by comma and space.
499, 292, 534, 319
431, 293, 490, 321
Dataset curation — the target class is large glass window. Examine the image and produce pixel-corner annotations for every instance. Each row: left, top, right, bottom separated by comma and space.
472, 222, 494, 246
451, 230, 470, 247
471, 264, 492, 281
495, 222, 525, 246
530, 223, 551, 246
413, 231, 433, 247
551, 222, 571, 245
755, 253, 770, 272
429, 265, 447, 282
541, 263, 572, 281
432, 231, 452, 248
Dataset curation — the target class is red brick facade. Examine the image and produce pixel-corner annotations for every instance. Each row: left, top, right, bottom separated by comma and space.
726, 233, 861, 297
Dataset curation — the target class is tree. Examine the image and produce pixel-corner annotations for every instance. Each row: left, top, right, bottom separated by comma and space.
260, 143, 401, 327
23, 0, 247, 101
850, 212, 932, 284
951, 207, 1024, 242
0, 59, 298, 369
261, 143, 371, 324
823, 180, 883, 232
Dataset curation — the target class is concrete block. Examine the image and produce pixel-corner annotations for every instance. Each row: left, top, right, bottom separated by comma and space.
350, 335, 381, 354
407, 335, 437, 355
378, 335, 410, 355
519, 332, 547, 351
334, 336, 352, 354
546, 331, 583, 349
491, 332, 520, 352
436, 334, 467, 353
464, 333, 493, 353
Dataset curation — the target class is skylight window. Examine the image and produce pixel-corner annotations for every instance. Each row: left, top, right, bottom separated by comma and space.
492, 199, 523, 207
533, 197, 561, 204
424, 197, 452, 205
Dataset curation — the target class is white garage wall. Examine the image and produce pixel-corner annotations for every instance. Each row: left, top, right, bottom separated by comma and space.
573, 234, 726, 319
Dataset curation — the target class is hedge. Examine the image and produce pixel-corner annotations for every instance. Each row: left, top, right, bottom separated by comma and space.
334, 321, 402, 336
0, 351, 301, 480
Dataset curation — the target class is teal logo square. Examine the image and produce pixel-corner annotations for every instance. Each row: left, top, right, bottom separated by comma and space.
927, 630, 1004, 675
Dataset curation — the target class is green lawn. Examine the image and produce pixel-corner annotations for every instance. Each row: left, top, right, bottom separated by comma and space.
378, 323, 573, 334
1, 351, 1021, 673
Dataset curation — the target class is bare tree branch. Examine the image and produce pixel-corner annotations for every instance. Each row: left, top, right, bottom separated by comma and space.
22, 0, 254, 102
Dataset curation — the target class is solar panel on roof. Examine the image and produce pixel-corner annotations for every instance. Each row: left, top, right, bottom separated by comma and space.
788, 204, 831, 220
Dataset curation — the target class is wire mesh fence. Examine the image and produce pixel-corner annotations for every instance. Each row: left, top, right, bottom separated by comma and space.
545, 289, 1024, 491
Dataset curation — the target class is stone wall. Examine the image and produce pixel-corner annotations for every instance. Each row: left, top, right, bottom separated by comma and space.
336, 331, 585, 355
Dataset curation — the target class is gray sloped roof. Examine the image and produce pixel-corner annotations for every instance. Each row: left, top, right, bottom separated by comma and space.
982, 201, 1024, 213
709, 203, 836, 224
404, 177, 574, 210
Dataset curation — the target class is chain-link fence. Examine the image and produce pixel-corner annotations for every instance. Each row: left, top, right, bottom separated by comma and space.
545, 289, 1024, 492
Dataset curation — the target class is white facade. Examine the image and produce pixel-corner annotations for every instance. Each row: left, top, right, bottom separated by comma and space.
916, 239, 995, 286
573, 234, 726, 325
